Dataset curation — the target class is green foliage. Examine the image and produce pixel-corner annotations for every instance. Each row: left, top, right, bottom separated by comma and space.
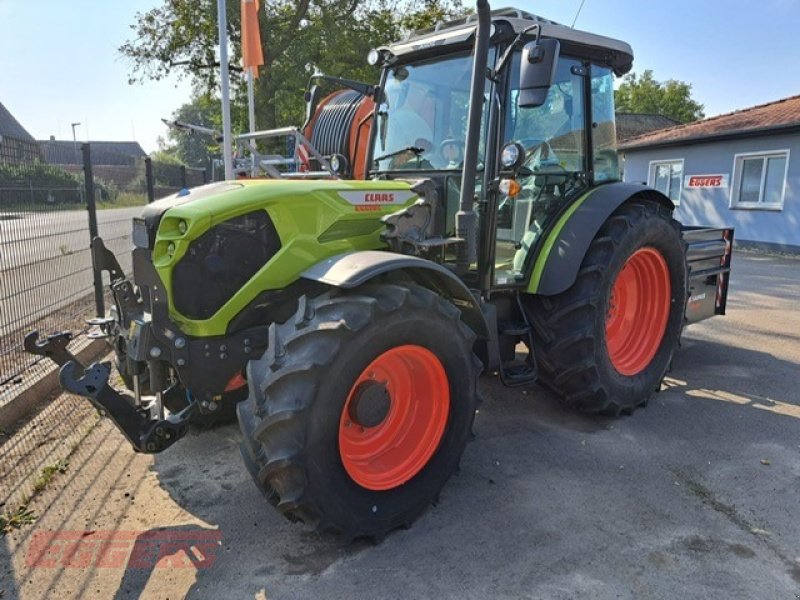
0, 161, 83, 205
145, 150, 193, 187
0, 161, 81, 189
164, 93, 222, 168
32, 460, 69, 494
149, 150, 183, 165
91, 178, 119, 203
121, 0, 467, 166
0, 160, 148, 209
1, 506, 36, 534
398, 1, 471, 31
97, 192, 148, 209
0, 459, 67, 534
152, 161, 186, 187
615, 70, 705, 123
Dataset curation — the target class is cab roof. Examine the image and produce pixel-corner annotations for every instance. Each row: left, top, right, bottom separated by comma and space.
387, 7, 634, 76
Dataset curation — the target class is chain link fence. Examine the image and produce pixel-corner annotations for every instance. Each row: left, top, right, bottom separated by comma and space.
1, 160, 95, 393
0, 146, 205, 398
0, 144, 207, 530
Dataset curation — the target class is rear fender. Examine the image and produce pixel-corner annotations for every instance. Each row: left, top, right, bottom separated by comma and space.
527, 183, 674, 296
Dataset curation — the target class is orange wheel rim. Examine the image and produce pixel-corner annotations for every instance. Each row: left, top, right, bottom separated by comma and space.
605, 247, 671, 376
339, 345, 450, 491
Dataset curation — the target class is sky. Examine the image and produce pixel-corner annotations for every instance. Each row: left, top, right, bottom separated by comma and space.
1, 0, 799, 154
0, 0, 193, 153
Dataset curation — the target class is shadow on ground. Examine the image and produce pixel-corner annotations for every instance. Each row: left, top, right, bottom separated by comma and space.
143, 334, 800, 598
3, 329, 800, 598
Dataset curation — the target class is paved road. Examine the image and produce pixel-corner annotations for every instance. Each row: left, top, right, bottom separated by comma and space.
2, 253, 800, 599
0, 207, 139, 335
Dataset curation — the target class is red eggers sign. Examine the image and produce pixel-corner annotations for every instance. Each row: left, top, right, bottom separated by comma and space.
685, 174, 729, 188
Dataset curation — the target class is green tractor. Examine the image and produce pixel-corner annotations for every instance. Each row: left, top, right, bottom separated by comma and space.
28, 2, 733, 540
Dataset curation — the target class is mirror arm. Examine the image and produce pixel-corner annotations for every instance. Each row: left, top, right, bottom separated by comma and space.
491, 24, 540, 79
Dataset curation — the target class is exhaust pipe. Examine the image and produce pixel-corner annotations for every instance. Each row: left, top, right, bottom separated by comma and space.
455, 0, 491, 273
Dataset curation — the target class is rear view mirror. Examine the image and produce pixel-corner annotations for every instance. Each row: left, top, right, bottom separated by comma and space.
519, 39, 560, 108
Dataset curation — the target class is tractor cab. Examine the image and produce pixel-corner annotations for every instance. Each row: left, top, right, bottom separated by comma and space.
357, 8, 633, 292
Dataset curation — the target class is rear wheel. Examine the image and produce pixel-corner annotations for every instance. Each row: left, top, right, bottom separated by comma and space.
238, 282, 480, 540
527, 199, 687, 414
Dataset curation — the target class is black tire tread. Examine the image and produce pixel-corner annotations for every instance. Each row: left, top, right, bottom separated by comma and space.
238, 282, 480, 540
527, 200, 685, 415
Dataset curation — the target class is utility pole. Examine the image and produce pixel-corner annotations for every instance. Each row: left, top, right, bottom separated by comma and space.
71, 122, 81, 165
217, 0, 234, 180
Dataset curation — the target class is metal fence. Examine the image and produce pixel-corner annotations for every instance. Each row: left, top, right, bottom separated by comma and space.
0, 145, 205, 396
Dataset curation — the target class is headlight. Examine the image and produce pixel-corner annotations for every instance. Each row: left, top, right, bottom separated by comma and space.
330, 154, 348, 176
500, 142, 525, 171
367, 48, 380, 66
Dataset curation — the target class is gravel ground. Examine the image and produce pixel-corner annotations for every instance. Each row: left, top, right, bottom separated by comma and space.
1, 252, 799, 600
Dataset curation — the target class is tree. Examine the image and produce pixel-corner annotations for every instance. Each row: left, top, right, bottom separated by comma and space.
120, 0, 467, 133
161, 93, 223, 169
614, 70, 705, 123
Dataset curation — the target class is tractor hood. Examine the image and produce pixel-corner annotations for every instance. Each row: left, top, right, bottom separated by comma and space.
141, 179, 415, 247
136, 178, 420, 337
137, 179, 417, 249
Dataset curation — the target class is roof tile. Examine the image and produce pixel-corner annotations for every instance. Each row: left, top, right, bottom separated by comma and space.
0, 101, 36, 142
619, 95, 800, 149
38, 140, 147, 166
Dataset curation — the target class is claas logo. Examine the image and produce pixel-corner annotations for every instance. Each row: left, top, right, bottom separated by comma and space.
364, 193, 395, 203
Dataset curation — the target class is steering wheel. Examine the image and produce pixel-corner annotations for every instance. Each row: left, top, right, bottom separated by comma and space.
386, 137, 435, 170
523, 140, 565, 174
439, 138, 465, 168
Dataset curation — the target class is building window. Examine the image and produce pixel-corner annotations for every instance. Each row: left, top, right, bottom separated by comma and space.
648, 159, 683, 205
731, 150, 789, 210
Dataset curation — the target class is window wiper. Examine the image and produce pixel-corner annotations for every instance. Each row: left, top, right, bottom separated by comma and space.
373, 146, 425, 164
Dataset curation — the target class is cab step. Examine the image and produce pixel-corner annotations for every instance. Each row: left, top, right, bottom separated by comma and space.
497, 320, 538, 387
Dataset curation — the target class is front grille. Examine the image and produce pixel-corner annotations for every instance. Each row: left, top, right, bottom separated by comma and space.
172, 210, 281, 320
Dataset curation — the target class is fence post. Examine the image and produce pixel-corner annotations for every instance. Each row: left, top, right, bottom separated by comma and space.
202, 168, 208, 184
180, 164, 187, 189
145, 157, 155, 203
82, 143, 105, 317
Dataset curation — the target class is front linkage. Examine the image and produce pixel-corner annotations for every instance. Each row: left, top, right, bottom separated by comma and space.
26, 237, 266, 453
25, 330, 192, 453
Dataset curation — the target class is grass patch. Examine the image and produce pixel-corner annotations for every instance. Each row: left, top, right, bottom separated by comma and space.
0, 414, 98, 535
31, 460, 69, 495
1, 505, 36, 534
1, 460, 69, 535
96, 193, 148, 209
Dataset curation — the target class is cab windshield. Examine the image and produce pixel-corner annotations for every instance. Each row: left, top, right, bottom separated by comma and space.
374, 53, 475, 172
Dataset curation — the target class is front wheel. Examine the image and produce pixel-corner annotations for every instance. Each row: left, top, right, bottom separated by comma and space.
238, 282, 481, 540
527, 199, 687, 414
